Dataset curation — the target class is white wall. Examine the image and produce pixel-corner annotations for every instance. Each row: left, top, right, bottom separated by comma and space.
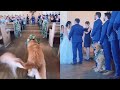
61, 11, 108, 28
22, 11, 42, 19
60, 11, 68, 27
0, 11, 23, 16
42, 11, 60, 15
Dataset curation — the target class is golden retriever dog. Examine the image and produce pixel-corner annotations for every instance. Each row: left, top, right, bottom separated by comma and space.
0, 52, 25, 78
93, 43, 105, 72
24, 39, 46, 79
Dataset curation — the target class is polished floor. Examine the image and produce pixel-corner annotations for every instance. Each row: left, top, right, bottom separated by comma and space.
0, 24, 59, 79
60, 60, 114, 79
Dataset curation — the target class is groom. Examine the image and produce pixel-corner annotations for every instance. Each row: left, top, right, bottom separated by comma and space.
69, 18, 84, 65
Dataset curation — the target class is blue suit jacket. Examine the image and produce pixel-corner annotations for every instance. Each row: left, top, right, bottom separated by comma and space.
91, 19, 102, 42
113, 11, 120, 40
100, 20, 109, 44
69, 24, 84, 43
107, 11, 118, 41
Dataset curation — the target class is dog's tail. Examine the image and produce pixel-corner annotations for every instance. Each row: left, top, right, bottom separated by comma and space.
15, 58, 27, 69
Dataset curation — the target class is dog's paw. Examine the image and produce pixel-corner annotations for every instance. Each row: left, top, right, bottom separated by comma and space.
26, 75, 35, 79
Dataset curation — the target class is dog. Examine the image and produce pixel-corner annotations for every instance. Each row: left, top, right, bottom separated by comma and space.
27, 68, 41, 79
24, 39, 46, 79
93, 43, 105, 72
0, 52, 25, 78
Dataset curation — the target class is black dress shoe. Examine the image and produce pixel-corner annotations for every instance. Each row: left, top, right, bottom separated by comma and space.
72, 63, 77, 65
78, 61, 82, 64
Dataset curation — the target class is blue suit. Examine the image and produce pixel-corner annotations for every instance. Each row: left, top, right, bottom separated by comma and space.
91, 19, 102, 43
107, 11, 120, 77
113, 11, 120, 53
31, 16, 35, 25
69, 24, 84, 64
99, 20, 112, 70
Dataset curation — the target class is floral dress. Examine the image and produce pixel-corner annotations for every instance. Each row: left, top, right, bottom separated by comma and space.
14, 20, 21, 38
42, 20, 48, 38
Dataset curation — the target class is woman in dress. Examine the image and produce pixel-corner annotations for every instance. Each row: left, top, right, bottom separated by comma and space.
60, 21, 73, 64
42, 17, 48, 38
84, 21, 92, 61
14, 18, 21, 38
0, 16, 5, 24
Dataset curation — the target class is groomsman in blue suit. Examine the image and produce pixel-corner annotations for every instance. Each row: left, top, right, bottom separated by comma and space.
91, 12, 102, 44
98, 12, 113, 75
69, 18, 84, 65
113, 11, 120, 53
91, 12, 102, 67
107, 11, 120, 79
31, 15, 35, 25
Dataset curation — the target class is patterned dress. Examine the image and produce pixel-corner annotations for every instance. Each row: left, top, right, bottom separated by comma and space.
42, 20, 48, 38
14, 20, 21, 38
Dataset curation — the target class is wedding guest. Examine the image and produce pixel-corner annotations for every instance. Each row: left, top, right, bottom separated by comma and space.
5, 16, 10, 24
22, 17, 26, 30
31, 15, 35, 25
98, 12, 113, 75
56, 15, 60, 22
26, 14, 29, 24
91, 12, 102, 67
37, 13, 41, 23
91, 12, 102, 44
113, 11, 120, 53
84, 21, 92, 61
107, 11, 120, 79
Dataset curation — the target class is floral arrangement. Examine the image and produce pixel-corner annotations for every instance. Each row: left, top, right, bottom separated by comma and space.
26, 34, 40, 46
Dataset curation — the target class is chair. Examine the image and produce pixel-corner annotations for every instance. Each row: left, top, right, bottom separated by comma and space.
49, 22, 60, 47
53, 24, 60, 47
49, 23, 56, 47
0, 24, 11, 47
5, 22, 15, 40
5, 22, 14, 31
0, 29, 3, 48
47, 22, 53, 40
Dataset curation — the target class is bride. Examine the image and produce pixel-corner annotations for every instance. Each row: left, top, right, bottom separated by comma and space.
60, 21, 78, 64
